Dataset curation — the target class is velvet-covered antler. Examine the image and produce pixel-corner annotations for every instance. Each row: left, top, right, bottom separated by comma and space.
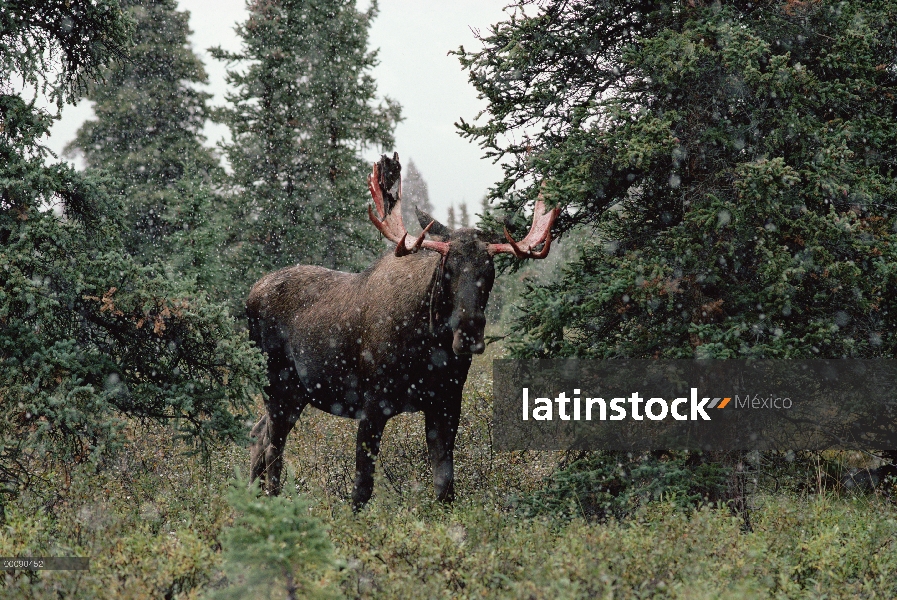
486, 198, 560, 258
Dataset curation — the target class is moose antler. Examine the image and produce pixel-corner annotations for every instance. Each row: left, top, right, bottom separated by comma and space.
487, 197, 560, 259
367, 159, 450, 257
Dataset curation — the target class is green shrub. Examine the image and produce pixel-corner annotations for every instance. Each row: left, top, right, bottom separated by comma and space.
517, 452, 731, 522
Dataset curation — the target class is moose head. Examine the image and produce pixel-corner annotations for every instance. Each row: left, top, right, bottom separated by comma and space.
367, 153, 560, 355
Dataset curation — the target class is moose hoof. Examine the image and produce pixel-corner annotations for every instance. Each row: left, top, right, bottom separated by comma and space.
352, 487, 373, 512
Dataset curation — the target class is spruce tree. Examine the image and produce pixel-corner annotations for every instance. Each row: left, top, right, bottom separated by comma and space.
0, 0, 265, 513
480, 196, 491, 224
214, 478, 337, 599
400, 158, 435, 234
458, 202, 470, 228
67, 0, 223, 277
212, 0, 401, 287
458, 0, 897, 360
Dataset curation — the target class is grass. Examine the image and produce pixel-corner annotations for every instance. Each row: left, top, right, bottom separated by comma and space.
3, 349, 897, 598
331, 493, 897, 599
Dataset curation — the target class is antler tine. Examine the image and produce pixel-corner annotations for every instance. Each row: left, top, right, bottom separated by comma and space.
410, 220, 435, 252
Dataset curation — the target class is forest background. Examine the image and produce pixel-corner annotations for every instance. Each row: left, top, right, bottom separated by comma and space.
2, 0, 897, 597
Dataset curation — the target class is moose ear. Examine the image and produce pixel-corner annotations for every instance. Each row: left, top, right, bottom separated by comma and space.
415, 205, 451, 237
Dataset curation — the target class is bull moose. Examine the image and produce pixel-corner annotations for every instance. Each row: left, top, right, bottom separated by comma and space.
247, 153, 558, 509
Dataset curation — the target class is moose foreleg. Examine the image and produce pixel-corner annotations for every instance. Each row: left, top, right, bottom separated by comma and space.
425, 403, 461, 503
352, 404, 388, 511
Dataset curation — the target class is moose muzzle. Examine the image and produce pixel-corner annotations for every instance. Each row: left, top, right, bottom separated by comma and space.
451, 312, 486, 355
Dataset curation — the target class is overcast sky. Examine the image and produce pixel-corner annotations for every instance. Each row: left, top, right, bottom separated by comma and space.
45, 0, 509, 223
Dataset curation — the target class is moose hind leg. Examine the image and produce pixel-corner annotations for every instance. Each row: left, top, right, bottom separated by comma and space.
249, 414, 270, 487
254, 346, 305, 495
352, 403, 389, 511
263, 408, 301, 496
425, 403, 461, 503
